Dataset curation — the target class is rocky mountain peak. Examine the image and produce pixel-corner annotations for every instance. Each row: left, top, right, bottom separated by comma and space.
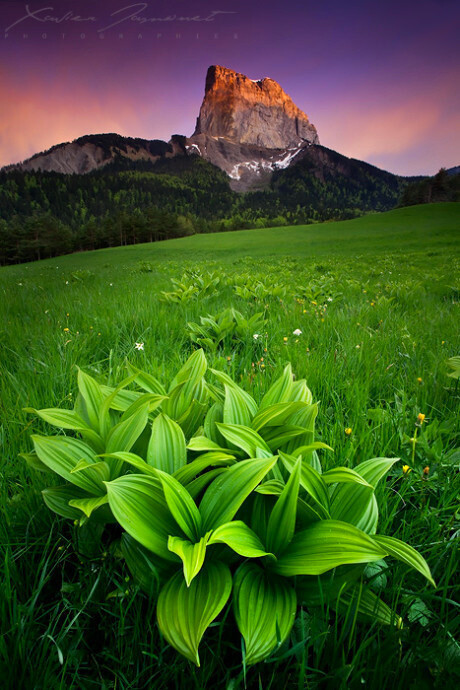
193, 65, 319, 149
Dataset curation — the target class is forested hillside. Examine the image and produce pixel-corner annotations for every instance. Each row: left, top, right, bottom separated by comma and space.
0, 151, 411, 265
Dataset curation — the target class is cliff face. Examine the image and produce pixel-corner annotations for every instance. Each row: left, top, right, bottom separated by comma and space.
193, 65, 319, 149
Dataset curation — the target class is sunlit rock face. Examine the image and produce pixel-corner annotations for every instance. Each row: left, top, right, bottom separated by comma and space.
193, 65, 319, 149
184, 65, 320, 190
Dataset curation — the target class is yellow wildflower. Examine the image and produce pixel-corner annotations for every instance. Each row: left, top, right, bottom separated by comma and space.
345, 427, 352, 436
283, 337, 288, 342
63, 327, 69, 332
417, 377, 422, 383
423, 466, 430, 476
402, 465, 411, 475
417, 413, 426, 424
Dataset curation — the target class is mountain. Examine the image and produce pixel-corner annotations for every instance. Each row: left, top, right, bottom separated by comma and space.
1, 64, 436, 265
184, 65, 320, 190
3, 65, 323, 191
4, 133, 181, 175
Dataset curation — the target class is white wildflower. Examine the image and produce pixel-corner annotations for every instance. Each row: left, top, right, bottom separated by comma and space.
253, 334, 261, 340
293, 329, 302, 336
327, 297, 333, 302
135, 342, 144, 351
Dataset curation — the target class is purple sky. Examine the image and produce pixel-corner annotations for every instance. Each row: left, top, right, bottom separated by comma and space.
1, 0, 459, 174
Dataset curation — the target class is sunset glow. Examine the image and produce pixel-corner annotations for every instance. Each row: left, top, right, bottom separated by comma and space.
1, 0, 459, 175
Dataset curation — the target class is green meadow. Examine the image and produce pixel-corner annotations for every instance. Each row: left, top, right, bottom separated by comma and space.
0, 202, 459, 688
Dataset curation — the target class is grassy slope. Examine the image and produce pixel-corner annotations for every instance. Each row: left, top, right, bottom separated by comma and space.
0, 203, 459, 688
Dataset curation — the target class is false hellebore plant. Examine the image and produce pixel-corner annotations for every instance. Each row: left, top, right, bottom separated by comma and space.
23, 351, 434, 666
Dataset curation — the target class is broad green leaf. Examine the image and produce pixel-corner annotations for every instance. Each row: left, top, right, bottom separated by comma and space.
101, 451, 158, 477
156, 561, 232, 666
155, 470, 202, 541
297, 497, 323, 525
216, 423, 271, 457
147, 413, 186, 473
283, 403, 318, 455
203, 401, 227, 446
280, 451, 330, 517
69, 494, 109, 518
262, 425, 308, 452
290, 379, 313, 404
42, 484, 90, 520
106, 402, 149, 454
99, 385, 142, 412
259, 364, 294, 409
330, 484, 376, 533
334, 583, 402, 627
294, 441, 333, 455
447, 355, 460, 380
70, 459, 110, 490
274, 520, 388, 576
77, 368, 104, 431
200, 456, 278, 531
233, 562, 297, 666
99, 373, 145, 439
173, 453, 236, 486
32, 435, 102, 495
125, 361, 167, 395
329, 456, 398, 533
255, 479, 285, 495
105, 475, 179, 561
354, 458, 400, 486
168, 534, 211, 586
168, 349, 207, 398
121, 533, 169, 597
267, 457, 301, 554
121, 393, 165, 421
210, 369, 257, 417
208, 520, 273, 558
19, 451, 53, 474
24, 407, 94, 433
186, 469, 229, 500
251, 493, 275, 545
372, 534, 435, 586
296, 565, 365, 606
251, 402, 309, 432
187, 436, 233, 454
164, 381, 203, 429
322, 467, 372, 488
176, 400, 208, 440
223, 384, 254, 426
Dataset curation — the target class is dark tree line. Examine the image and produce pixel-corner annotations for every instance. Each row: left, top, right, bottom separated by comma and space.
0, 152, 434, 266
398, 169, 460, 207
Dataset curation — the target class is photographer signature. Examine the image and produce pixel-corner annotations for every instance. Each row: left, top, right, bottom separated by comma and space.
5, 4, 235, 34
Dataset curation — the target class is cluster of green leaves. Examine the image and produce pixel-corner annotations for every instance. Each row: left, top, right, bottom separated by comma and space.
187, 307, 266, 352
24, 353, 434, 667
160, 271, 221, 304
233, 274, 287, 301
295, 275, 342, 304
23, 351, 209, 522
